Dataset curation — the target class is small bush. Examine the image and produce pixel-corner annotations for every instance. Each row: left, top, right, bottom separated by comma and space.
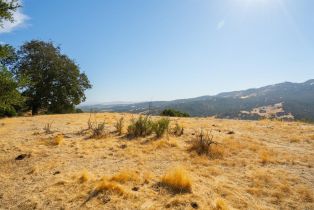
161, 166, 192, 193
171, 122, 184, 136
0, 106, 17, 117
160, 109, 190, 117
90, 121, 108, 139
189, 130, 220, 157
127, 115, 154, 138
153, 118, 170, 138
115, 117, 124, 135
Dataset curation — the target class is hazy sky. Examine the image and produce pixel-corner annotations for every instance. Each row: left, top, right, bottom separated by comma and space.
1, 0, 314, 104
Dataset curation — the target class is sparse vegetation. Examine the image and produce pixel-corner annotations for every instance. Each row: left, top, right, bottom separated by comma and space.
161, 166, 192, 193
1, 113, 313, 209
160, 109, 190, 117
90, 121, 108, 139
44, 122, 53, 134
114, 117, 124, 135
152, 117, 170, 138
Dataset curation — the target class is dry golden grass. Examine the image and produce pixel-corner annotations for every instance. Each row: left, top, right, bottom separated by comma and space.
0, 113, 313, 209
109, 170, 139, 183
213, 198, 229, 210
161, 166, 192, 193
79, 169, 90, 183
95, 179, 126, 196
53, 134, 64, 145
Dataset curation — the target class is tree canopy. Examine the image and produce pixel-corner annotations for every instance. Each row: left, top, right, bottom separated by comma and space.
160, 109, 190, 117
0, 0, 20, 27
0, 44, 23, 117
15, 40, 92, 115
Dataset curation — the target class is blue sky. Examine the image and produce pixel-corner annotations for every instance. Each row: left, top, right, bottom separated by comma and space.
1, 0, 314, 104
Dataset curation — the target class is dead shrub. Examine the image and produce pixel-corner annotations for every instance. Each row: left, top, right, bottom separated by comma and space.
44, 122, 53, 134
90, 121, 108, 139
189, 130, 223, 158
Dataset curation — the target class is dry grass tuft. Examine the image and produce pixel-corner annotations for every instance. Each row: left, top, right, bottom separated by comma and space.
44, 122, 53, 134
259, 150, 273, 164
53, 135, 64, 145
161, 166, 192, 193
213, 198, 229, 210
95, 179, 126, 196
153, 138, 178, 149
79, 170, 90, 183
110, 170, 139, 183
297, 185, 314, 202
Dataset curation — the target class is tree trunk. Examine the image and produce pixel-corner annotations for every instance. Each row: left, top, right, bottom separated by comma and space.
32, 105, 39, 115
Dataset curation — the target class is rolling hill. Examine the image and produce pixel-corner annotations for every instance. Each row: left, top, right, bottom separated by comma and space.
80, 79, 314, 121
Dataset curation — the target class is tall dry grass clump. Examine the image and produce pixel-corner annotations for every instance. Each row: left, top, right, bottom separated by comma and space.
53, 134, 64, 145
161, 166, 192, 193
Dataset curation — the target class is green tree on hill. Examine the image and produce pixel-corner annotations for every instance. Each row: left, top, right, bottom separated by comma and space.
160, 109, 190, 117
15, 40, 92, 115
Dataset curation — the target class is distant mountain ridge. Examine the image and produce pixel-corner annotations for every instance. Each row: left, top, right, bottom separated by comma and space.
80, 79, 314, 121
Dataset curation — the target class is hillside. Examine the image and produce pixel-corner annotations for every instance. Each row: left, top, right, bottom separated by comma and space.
81, 80, 314, 121
0, 113, 313, 209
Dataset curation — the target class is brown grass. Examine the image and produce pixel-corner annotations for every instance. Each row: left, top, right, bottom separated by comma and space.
161, 166, 192, 193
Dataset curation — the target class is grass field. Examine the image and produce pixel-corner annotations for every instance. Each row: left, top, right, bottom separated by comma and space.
0, 113, 313, 209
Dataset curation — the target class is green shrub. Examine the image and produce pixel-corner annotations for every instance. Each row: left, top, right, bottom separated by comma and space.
153, 118, 170, 138
127, 115, 154, 138
115, 117, 124, 135
0, 106, 17, 117
160, 109, 190, 117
